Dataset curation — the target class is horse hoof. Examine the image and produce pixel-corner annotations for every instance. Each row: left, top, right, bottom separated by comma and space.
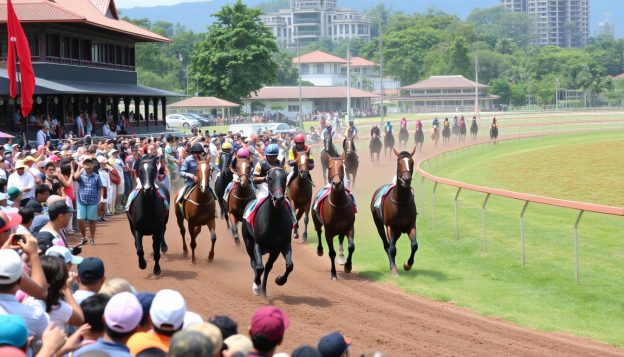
275, 275, 287, 286
183, 250, 188, 258
331, 276, 337, 281
252, 283, 260, 296
293, 231, 299, 239
138, 258, 147, 270
337, 254, 346, 265
192, 258, 196, 265
153, 266, 161, 276
208, 252, 214, 261
344, 262, 352, 274
317, 249, 324, 257
403, 263, 412, 271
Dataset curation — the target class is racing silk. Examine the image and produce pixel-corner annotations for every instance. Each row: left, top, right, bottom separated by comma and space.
460, 117, 465, 125
180, 155, 198, 185
216, 152, 232, 171
344, 126, 358, 139
400, 118, 407, 128
253, 159, 287, 178
492, 118, 498, 127
287, 146, 314, 162
385, 123, 393, 133
444, 120, 450, 127
321, 127, 335, 138
370, 127, 380, 137
432, 118, 439, 127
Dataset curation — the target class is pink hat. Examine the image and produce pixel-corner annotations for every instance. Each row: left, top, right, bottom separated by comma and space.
250, 306, 289, 342
48, 155, 60, 163
104, 292, 143, 333
237, 148, 249, 158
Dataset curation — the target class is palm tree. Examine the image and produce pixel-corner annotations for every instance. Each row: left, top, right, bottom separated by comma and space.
495, 38, 517, 55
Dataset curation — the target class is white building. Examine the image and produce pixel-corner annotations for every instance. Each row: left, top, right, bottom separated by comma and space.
261, 0, 370, 49
292, 50, 400, 92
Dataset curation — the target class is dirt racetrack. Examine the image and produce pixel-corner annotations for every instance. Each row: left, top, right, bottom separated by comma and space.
80, 131, 623, 356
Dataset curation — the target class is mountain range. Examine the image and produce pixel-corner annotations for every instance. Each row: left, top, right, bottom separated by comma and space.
118, 0, 622, 38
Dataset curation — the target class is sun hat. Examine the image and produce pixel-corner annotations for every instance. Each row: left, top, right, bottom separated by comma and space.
168, 330, 213, 357
317, 332, 351, 357
0, 249, 23, 284
78, 257, 105, 283
48, 155, 61, 163
104, 292, 143, 333
0, 210, 22, 234
0, 315, 28, 348
183, 311, 205, 330
249, 306, 289, 343
46, 246, 83, 265
150, 289, 186, 331
223, 334, 252, 355
0, 346, 26, 357
13, 160, 27, 170
186, 323, 222, 356
22, 156, 36, 163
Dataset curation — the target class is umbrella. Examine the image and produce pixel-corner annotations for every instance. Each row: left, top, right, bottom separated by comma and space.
0, 131, 15, 139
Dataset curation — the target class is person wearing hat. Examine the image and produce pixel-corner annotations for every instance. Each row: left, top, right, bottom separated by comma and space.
73, 292, 142, 357
127, 289, 187, 355
317, 332, 351, 357
168, 330, 214, 357
7, 161, 35, 206
247, 306, 289, 357
177, 142, 213, 207
0, 155, 7, 181
223, 334, 252, 357
0, 315, 29, 353
73, 257, 106, 305
36, 199, 75, 251
73, 156, 104, 245
342, 120, 357, 152
286, 134, 314, 187
6, 187, 22, 209
108, 149, 125, 212
186, 322, 223, 357
135, 292, 156, 332
252, 144, 287, 200
292, 345, 322, 357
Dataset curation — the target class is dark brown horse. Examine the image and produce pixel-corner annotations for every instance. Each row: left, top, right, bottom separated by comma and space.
414, 126, 424, 152
343, 137, 358, 189
470, 117, 479, 141
174, 160, 217, 264
312, 154, 356, 280
369, 133, 382, 165
399, 126, 409, 149
287, 151, 313, 243
227, 156, 255, 245
370, 148, 418, 276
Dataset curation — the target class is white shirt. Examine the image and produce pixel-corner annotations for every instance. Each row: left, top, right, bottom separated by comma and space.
98, 169, 111, 203
36, 129, 47, 147
0, 168, 6, 180
102, 123, 111, 137
73, 290, 95, 305
0, 293, 50, 338
25, 297, 72, 332
7, 171, 36, 199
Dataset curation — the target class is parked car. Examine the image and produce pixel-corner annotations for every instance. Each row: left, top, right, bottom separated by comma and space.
165, 114, 201, 129
184, 113, 215, 126
269, 123, 297, 135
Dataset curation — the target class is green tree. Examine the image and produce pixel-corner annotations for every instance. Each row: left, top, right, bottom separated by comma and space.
467, 6, 533, 48
489, 78, 512, 105
449, 37, 471, 77
495, 38, 517, 54
190, 0, 278, 102
273, 51, 298, 85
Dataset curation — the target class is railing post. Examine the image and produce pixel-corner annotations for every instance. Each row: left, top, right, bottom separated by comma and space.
519, 201, 529, 266
454, 187, 462, 240
482, 193, 491, 253
432, 182, 438, 227
574, 210, 584, 285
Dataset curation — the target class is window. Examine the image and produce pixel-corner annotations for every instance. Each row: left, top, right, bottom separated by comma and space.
61, 36, 70, 58
26, 33, 39, 57
80, 39, 91, 61
316, 63, 324, 74
301, 64, 309, 74
71, 38, 79, 59
288, 105, 300, 112
46, 34, 60, 57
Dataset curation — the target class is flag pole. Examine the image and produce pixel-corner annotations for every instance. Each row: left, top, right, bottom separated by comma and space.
11, 40, 26, 134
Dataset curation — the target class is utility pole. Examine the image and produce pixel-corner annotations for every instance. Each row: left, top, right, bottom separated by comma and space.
555, 78, 559, 111
346, 39, 351, 120
297, 36, 303, 129
474, 56, 479, 115
379, 17, 384, 122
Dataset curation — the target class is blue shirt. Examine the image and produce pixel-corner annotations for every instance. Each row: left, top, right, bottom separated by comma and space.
180, 155, 198, 185
77, 171, 103, 205
74, 339, 133, 357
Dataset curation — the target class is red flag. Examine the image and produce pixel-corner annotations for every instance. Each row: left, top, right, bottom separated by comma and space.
7, 0, 35, 118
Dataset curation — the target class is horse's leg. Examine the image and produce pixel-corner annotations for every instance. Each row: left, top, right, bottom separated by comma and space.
261, 250, 279, 297
337, 235, 346, 265
385, 226, 399, 276
252, 243, 265, 296
344, 228, 355, 274
326, 234, 337, 280
175, 206, 188, 256
152, 232, 162, 276
293, 206, 302, 240
312, 214, 324, 256
134, 230, 147, 270
275, 243, 294, 286
208, 219, 217, 262
190, 224, 201, 264
404, 226, 419, 271
229, 213, 240, 245
302, 202, 310, 243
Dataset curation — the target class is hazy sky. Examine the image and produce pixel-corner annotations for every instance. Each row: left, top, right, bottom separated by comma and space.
116, 0, 201, 7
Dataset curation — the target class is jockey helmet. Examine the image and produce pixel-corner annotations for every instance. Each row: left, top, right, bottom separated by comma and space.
326, 122, 332, 127
349, 120, 354, 124
251, 134, 259, 141
265, 144, 279, 156
190, 143, 204, 154
222, 142, 233, 151
237, 148, 250, 157
294, 134, 305, 144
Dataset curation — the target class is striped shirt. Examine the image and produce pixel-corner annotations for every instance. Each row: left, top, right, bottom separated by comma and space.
76, 171, 103, 205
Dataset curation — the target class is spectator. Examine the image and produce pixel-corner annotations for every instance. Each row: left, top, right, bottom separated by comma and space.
7, 161, 35, 206
24, 184, 50, 213
317, 332, 351, 357
99, 278, 136, 297
42, 162, 59, 190
168, 330, 213, 357
183, 311, 204, 330
223, 334, 252, 357
73, 257, 106, 304
186, 323, 223, 357
209, 315, 238, 340
247, 306, 289, 357
16, 207, 34, 234
108, 149, 125, 212
36, 200, 74, 250
73, 292, 142, 357
127, 289, 186, 355
7, 187, 23, 208
136, 292, 156, 332
36, 126, 49, 148
79, 294, 110, 348
0, 314, 29, 353
292, 346, 322, 357
73, 157, 104, 245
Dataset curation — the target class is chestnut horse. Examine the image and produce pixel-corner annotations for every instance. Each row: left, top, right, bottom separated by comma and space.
370, 148, 419, 276
343, 137, 358, 189
313, 154, 356, 280
227, 156, 255, 245
174, 160, 217, 264
287, 151, 313, 243
399, 126, 409, 149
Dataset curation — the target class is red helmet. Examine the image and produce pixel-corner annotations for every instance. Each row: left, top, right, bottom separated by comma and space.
294, 134, 305, 144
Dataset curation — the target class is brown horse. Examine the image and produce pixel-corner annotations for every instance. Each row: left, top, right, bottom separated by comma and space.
287, 151, 313, 243
227, 156, 255, 245
312, 154, 356, 280
174, 160, 217, 264
370, 148, 418, 276
344, 138, 358, 189
429, 126, 440, 147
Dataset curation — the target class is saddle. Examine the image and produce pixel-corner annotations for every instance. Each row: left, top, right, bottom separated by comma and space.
126, 185, 170, 218
312, 186, 357, 225
243, 197, 297, 233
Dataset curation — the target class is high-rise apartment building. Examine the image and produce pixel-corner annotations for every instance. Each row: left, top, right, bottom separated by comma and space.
261, 0, 370, 49
501, 0, 590, 47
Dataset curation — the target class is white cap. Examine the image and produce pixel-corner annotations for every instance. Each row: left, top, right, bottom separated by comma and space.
183, 311, 204, 329
0, 249, 24, 284
150, 289, 186, 331
46, 246, 83, 265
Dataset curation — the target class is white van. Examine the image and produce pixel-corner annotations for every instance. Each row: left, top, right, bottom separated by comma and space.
228, 123, 262, 137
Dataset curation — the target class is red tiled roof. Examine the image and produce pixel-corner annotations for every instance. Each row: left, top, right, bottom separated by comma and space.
350, 56, 376, 67
613, 73, 624, 79
0, 0, 170, 43
248, 86, 378, 100
292, 50, 347, 64
169, 97, 240, 108
372, 88, 399, 96
402, 75, 488, 90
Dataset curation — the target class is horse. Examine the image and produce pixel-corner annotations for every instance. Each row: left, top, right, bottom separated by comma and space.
369, 133, 382, 165
370, 148, 419, 276
451, 121, 460, 140
442, 125, 451, 145
241, 168, 293, 297
470, 118, 479, 141
344, 137, 359, 189
414, 126, 424, 152
320, 131, 340, 185
490, 124, 499, 144
174, 161, 217, 264
384, 130, 395, 157
313, 154, 356, 280
429, 126, 440, 147
126, 159, 170, 276
459, 121, 467, 142
399, 126, 409, 149
287, 151, 313, 243
227, 156, 255, 245
214, 152, 233, 226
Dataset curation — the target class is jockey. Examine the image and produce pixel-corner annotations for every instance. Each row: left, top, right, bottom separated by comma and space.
177, 143, 206, 206
343, 120, 358, 152
370, 123, 381, 138
320, 122, 335, 139
492, 117, 498, 127
443, 118, 450, 127
286, 134, 314, 186
400, 117, 407, 128
384, 121, 393, 133
252, 144, 287, 200
229, 148, 250, 183
453, 116, 459, 126
460, 115, 465, 126
416, 120, 423, 129
215, 141, 233, 172
432, 117, 439, 128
